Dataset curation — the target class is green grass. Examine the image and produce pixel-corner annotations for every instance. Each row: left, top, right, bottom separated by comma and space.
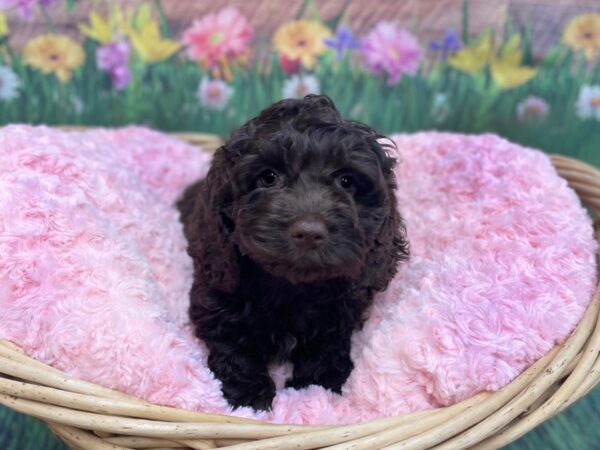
1, 42, 599, 166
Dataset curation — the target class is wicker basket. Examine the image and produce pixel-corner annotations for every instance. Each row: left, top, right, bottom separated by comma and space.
0, 131, 599, 450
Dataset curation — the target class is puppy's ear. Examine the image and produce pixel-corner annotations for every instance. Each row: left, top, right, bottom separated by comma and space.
183, 146, 239, 294
361, 178, 409, 293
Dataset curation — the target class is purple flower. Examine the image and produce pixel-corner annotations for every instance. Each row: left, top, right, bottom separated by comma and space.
429, 30, 462, 60
361, 22, 422, 85
97, 40, 130, 71
96, 40, 131, 91
0, 0, 56, 20
110, 65, 131, 91
324, 26, 359, 59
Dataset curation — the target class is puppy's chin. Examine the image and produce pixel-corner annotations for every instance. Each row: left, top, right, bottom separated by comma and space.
259, 259, 362, 285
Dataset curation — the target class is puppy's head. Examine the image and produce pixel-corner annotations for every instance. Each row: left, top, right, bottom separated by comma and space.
192, 95, 408, 291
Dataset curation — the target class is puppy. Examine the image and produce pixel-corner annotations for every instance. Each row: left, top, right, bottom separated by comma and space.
178, 95, 409, 410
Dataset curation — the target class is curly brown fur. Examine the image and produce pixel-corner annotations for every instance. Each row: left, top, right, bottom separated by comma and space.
178, 95, 409, 411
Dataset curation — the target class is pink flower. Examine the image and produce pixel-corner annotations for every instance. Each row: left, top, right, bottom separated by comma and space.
197, 78, 233, 110
361, 22, 422, 85
182, 7, 252, 69
0, 0, 56, 20
516, 96, 549, 122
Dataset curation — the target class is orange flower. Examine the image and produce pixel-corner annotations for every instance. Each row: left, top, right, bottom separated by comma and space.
273, 20, 331, 69
23, 34, 85, 83
563, 14, 600, 61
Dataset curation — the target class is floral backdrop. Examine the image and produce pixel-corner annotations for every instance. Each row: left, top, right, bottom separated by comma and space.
0, 0, 599, 165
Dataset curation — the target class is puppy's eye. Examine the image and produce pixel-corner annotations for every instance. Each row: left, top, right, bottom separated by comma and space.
258, 170, 279, 188
338, 175, 356, 192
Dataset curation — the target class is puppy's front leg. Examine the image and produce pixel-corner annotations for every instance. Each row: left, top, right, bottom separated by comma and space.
287, 333, 354, 394
190, 288, 275, 411
207, 344, 275, 411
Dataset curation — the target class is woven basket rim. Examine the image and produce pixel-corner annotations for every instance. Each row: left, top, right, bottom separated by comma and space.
0, 130, 599, 450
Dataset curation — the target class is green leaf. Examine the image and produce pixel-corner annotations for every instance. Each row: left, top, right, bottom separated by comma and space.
153, 0, 172, 38
295, 0, 311, 20
522, 24, 533, 66
461, 0, 470, 45
64, 0, 75, 14
324, 0, 351, 31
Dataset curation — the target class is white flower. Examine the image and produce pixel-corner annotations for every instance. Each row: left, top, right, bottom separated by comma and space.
282, 74, 320, 99
575, 84, 600, 121
350, 103, 364, 118
71, 95, 84, 114
431, 93, 450, 123
0, 65, 20, 101
516, 96, 549, 122
197, 78, 234, 111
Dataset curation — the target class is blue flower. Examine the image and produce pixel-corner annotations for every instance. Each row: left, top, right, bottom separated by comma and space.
429, 30, 462, 60
324, 26, 359, 59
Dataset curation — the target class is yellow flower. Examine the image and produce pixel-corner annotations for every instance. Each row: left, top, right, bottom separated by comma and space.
490, 60, 537, 90
23, 34, 85, 83
79, 7, 141, 44
447, 34, 492, 74
79, 11, 113, 44
490, 35, 538, 89
274, 20, 332, 69
563, 14, 600, 61
448, 33, 537, 89
128, 20, 180, 63
0, 11, 8, 38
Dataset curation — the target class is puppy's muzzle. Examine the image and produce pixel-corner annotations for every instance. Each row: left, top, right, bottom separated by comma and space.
289, 214, 328, 250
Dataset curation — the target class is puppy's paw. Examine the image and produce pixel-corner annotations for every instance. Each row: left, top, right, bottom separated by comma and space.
285, 377, 312, 391
222, 376, 276, 411
288, 353, 354, 394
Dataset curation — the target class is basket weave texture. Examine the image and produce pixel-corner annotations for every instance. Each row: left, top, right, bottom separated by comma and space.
0, 131, 599, 450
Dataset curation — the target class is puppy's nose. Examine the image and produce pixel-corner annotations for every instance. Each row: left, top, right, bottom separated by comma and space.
289, 216, 328, 249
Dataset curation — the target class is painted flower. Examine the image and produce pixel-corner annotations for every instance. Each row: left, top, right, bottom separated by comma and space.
448, 34, 537, 89
129, 20, 180, 63
431, 93, 450, 123
490, 60, 537, 90
197, 78, 233, 110
80, 7, 142, 45
279, 54, 300, 75
0, 10, 8, 38
447, 33, 492, 74
490, 35, 537, 89
324, 25, 359, 60
516, 96, 549, 122
274, 20, 332, 69
282, 74, 320, 99
575, 84, 600, 121
361, 22, 421, 85
79, 11, 113, 44
0, 0, 56, 21
429, 30, 462, 60
0, 65, 20, 100
563, 14, 600, 61
23, 34, 85, 82
70, 94, 83, 114
97, 40, 131, 90
183, 7, 252, 71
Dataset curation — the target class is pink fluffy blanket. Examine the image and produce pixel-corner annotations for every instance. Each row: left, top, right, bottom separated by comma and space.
0, 125, 596, 424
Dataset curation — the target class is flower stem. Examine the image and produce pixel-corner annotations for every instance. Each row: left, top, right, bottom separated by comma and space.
41, 6, 57, 33
461, 0, 469, 45
154, 0, 171, 38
